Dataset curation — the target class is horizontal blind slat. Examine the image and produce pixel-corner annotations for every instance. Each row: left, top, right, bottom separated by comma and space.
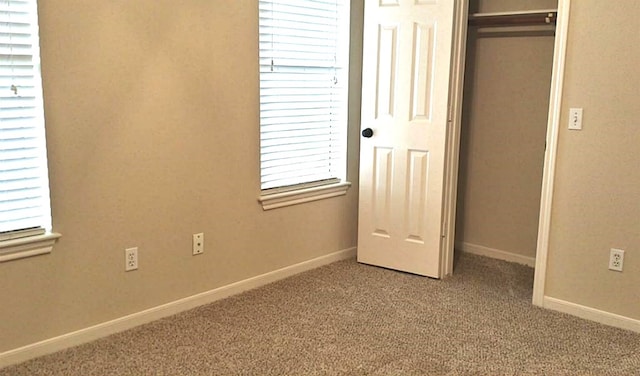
260, 140, 337, 155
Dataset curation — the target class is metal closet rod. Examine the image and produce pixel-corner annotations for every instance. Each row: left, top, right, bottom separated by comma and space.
468, 10, 558, 27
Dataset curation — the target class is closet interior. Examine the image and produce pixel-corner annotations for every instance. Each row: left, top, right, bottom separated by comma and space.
455, 0, 559, 269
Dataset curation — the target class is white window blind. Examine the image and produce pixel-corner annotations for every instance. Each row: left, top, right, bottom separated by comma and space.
259, 0, 349, 191
0, 0, 51, 238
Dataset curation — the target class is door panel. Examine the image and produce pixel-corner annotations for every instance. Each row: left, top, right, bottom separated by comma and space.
405, 149, 430, 244
410, 23, 434, 121
375, 25, 398, 120
372, 146, 393, 238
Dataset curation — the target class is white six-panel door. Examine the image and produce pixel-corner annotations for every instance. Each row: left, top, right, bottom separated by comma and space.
357, 0, 456, 277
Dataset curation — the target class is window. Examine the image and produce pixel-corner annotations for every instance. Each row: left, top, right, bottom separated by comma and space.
258, 0, 351, 209
0, 0, 58, 262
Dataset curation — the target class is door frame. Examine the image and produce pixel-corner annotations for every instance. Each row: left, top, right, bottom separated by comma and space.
441, 0, 572, 307
440, 0, 469, 277
531, 0, 571, 306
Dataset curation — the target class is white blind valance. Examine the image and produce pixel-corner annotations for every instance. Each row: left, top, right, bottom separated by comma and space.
259, 0, 349, 191
0, 0, 51, 236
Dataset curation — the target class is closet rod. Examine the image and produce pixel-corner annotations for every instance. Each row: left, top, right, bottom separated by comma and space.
469, 10, 557, 27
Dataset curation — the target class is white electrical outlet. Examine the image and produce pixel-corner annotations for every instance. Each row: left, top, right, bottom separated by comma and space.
608, 248, 624, 272
125, 247, 138, 271
193, 233, 204, 255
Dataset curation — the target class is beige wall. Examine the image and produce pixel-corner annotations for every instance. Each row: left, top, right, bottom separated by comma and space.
546, 1, 640, 319
456, 0, 556, 258
0, 0, 363, 352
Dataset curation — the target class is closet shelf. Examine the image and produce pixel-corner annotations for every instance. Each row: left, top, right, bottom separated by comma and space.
469, 9, 557, 27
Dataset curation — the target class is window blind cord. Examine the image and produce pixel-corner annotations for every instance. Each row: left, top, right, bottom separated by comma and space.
331, 0, 339, 167
7, 0, 18, 95
336, 0, 340, 80
270, 0, 274, 72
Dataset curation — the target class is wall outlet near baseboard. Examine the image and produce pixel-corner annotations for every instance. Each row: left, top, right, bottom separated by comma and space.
125, 247, 138, 271
192, 233, 204, 255
608, 248, 624, 272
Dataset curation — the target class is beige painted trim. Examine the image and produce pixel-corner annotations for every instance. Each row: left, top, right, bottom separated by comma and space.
0, 247, 357, 368
544, 296, 640, 334
0, 232, 61, 263
532, 0, 571, 307
259, 182, 352, 210
457, 242, 536, 267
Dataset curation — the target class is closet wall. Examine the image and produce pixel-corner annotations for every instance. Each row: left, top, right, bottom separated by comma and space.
455, 0, 558, 262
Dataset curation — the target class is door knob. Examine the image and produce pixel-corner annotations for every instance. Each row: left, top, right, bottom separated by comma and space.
361, 128, 374, 138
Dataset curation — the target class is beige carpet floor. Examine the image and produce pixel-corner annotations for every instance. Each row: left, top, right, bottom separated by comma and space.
2, 253, 640, 375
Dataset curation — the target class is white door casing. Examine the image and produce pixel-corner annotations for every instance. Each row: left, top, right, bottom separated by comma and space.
357, 0, 458, 277
533, 0, 571, 306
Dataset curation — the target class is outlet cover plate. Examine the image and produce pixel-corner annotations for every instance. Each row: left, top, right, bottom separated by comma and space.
125, 247, 138, 271
608, 248, 624, 272
193, 233, 204, 255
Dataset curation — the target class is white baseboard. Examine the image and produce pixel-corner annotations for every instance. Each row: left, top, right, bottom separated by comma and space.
458, 241, 640, 333
0, 247, 357, 369
543, 296, 640, 334
456, 242, 536, 267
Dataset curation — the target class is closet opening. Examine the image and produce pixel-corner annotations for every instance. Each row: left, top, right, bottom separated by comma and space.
454, 1, 559, 291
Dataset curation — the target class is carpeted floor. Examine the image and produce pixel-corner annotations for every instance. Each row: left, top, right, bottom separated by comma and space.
2, 253, 640, 375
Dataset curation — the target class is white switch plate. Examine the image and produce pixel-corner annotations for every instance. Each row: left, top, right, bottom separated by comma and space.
192, 233, 204, 255
569, 108, 583, 130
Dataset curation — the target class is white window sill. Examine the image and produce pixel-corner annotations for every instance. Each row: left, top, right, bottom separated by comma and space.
0, 232, 62, 263
259, 182, 352, 210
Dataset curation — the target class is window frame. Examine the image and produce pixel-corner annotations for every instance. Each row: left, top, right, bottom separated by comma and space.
257, 0, 352, 210
0, 0, 60, 262
0, 232, 60, 262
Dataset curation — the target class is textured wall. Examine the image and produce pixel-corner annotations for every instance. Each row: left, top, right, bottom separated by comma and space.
545, 0, 640, 319
0, 0, 363, 352
456, 0, 556, 258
